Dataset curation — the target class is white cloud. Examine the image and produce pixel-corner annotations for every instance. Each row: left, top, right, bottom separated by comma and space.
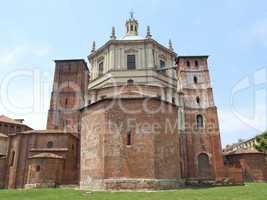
0, 44, 52, 66
218, 109, 249, 134
0, 45, 27, 65
251, 18, 267, 47
32, 46, 52, 57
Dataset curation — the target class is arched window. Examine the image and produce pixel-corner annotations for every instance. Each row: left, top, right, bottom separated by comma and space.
10, 151, 15, 167
195, 60, 199, 67
65, 98, 68, 106
131, 25, 133, 31
127, 130, 132, 145
194, 76, 198, 84
196, 96, 200, 104
47, 141, 54, 148
196, 114, 204, 128
127, 79, 134, 85
36, 165, 41, 172
186, 61, 190, 67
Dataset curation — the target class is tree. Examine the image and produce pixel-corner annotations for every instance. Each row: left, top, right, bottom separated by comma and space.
255, 131, 267, 153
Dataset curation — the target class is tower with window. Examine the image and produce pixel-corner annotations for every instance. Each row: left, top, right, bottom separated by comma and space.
176, 56, 224, 179
47, 59, 89, 135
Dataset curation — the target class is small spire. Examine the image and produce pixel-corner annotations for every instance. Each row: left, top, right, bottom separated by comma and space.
110, 26, 116, 40
130, 10, 134, 19
146, 25, 152, 39
91, 41, 96, 52
169, 39, 173, 51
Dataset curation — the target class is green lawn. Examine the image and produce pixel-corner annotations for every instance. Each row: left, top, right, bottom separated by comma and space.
0, 183, 266, 200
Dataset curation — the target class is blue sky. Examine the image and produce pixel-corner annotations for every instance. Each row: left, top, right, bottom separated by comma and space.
0, 0, 267, 146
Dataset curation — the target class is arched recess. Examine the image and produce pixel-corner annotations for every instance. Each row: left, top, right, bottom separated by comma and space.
197, 153, 212, 178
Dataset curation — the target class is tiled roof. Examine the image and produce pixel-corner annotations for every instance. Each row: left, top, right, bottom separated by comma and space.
0, 115, 24, 125
224, 148, 263, 155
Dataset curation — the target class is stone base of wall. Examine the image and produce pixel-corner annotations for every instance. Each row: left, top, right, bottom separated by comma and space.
80, 178, 185, 191
25, 183, 56, 189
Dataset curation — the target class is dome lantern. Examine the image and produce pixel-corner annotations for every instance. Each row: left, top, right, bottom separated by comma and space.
125, 11, 139, 37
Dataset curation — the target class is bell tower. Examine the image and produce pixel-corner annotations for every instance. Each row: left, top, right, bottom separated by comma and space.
47, 59, 89, 136
177, 56, 224, 179
125, 11, 139, 37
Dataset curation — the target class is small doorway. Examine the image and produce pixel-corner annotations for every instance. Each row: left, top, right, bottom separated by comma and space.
198, 153, 212, 178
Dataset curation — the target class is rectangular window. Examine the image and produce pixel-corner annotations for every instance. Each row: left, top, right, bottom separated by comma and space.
127, 55, 136, 70
98, 62, 104, 76
160, 60, 165, 69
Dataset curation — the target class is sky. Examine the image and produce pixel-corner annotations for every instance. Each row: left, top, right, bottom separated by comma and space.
0, 0, 267, 146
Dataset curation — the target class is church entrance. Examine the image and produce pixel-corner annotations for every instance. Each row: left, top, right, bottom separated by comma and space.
197, 153, 212, 178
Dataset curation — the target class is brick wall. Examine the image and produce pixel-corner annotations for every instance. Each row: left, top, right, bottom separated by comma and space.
177, 56, 225, 179
47, 59, 89, 134
225, 153, 267, 182
0, 157, 6, 188
224, 167, 244, 185
80, 98, 182, 190
5, 131, 79, 189
26, 158, 64, 188
0, 122, 32, 136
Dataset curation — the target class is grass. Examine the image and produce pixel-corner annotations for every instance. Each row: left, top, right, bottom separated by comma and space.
0, 183, 266, 200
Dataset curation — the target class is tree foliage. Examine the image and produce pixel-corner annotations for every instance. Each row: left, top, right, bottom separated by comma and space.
255, 131, 267, 153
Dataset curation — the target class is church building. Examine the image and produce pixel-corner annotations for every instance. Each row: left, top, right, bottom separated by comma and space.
0, 14, 232, 190
80, 14, 225, 190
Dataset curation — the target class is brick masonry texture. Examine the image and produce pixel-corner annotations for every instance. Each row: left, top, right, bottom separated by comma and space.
224, 153, 267, 182
5, 131, 79, 189
0, 157, 6, 188
80, 98, 183, 190
1, 48, 259, 190
47, 60, 89, 135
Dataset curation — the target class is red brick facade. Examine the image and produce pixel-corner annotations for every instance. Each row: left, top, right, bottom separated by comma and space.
0, 134, 8, 188
0, 157, 7, 188
26, 154, 65, 188
0, 49, 250, 190
224, 152, 267, 182
0, 115, 32, 136
80, 98, 183, 190
177, 56, 225, 179
5, 130, 79, 189
47, 59, 89, 135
